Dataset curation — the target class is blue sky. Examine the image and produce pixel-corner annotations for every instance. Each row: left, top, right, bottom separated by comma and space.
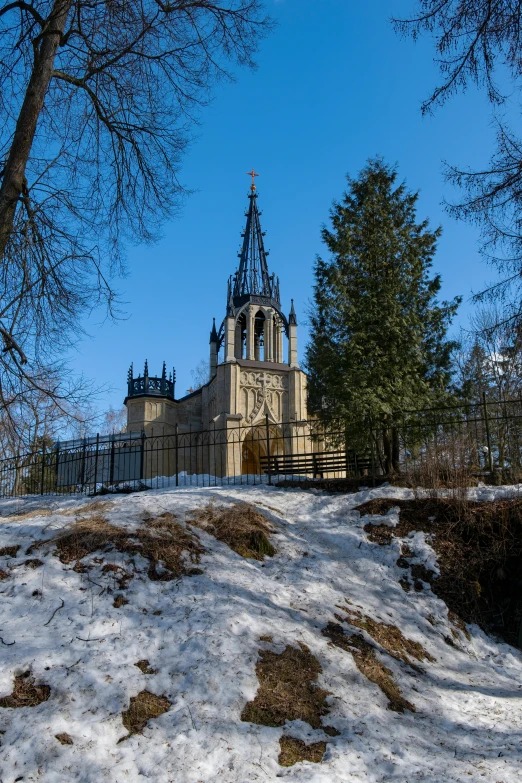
68, 0, 499, 416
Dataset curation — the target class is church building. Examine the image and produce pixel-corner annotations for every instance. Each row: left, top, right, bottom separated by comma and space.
124, 173, 309, 476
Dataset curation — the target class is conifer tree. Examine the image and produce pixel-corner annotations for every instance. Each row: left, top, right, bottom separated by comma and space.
306, 159, 460, 472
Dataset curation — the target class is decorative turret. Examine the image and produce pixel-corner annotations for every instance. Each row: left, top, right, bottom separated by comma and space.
209, 318, 218, 378
125, 361, 176, 401
288, 300, 298, 368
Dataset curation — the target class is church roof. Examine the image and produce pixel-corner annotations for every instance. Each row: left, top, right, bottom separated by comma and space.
229, 190, 280, 308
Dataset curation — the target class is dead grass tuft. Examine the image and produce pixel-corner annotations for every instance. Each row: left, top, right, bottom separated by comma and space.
120, 690, 171, 738
278, 736, 327, 767
0, 569, 8, 581
55, 732, 73, 745
1, 508, 51, 521
334, 606, 435, 667
0, 546, 19, 557
189, 502, 275, 560
135, 660, 157, 675
113, 594, 128, 608
0, 672, 50, 709
60, 501, 111, 517
241, 643, 329, 729
36, 512, 205, 581
323, 622, 415, 713
22, 558, 43, 569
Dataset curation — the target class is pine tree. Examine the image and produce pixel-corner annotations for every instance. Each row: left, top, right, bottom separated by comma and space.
306, 158, 461, 472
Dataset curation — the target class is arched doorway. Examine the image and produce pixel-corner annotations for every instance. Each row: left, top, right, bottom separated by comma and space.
241, 425, 284, 475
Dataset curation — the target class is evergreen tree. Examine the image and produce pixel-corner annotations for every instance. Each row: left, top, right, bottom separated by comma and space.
306, 158, 460, 472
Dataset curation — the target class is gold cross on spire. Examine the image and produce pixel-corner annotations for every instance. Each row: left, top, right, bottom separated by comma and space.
247, 168, 259, 192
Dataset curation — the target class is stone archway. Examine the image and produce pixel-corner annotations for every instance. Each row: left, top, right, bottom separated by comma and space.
241, 425, 284, 475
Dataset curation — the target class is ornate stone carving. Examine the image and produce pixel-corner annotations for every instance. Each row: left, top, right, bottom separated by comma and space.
240, 371, 287, 422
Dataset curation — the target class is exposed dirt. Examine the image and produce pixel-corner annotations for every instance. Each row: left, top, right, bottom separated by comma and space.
323, 622, 415, 713
113, 594, 128, 608
188, 502, 275, 560
120, 690, 171, 739
278, 736, 327, 767
241, 643, 329, 729
0, 672, 50, 708
359, 497, 522, 648
35, 512, 205, 582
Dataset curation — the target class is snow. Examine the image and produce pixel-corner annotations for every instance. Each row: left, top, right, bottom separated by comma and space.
0, 484, 521, 782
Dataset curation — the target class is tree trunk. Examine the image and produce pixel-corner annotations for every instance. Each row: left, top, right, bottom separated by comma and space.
382, 426, 392, 475
0, 0, 73, 261
391, 426, 400, 473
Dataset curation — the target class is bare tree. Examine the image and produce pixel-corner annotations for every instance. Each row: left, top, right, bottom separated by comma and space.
0, 1, 271, 430
395, 2, 522, 316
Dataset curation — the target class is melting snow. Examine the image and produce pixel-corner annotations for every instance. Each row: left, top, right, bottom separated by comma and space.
0, 484, 521, 782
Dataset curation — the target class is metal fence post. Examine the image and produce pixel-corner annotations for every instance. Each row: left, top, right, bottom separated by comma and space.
139, 431, 145, 481
40, 443, 46, 496
94, 433, 100, 491
175, 424, 179, 487
54, 443, 60, 494
265, 413, 272, 485
109, 434, 115, 485
482, 391, 494, 474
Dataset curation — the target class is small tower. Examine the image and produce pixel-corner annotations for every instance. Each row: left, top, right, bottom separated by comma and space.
223, 170, 288, 365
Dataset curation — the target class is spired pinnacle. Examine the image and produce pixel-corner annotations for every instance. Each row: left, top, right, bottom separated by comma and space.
289, 299, 297, 325
231, 175, 280, 305
210, 317, 218, 343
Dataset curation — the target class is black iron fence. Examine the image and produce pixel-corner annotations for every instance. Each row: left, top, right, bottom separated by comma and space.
2, 397, 522, 498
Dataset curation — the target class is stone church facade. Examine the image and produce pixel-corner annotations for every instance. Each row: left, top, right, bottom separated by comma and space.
124, 178, 309, 477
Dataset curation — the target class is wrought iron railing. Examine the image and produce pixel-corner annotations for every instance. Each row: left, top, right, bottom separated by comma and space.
2, 398, 522, 497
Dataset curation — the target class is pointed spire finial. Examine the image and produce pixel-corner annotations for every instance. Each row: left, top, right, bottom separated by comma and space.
127, 363, 133, 382
246, 168, 259, 193
210, 317, 218, 343
161, 361, 166, 380
144, 359, 149, 378
289, 299, 297, 325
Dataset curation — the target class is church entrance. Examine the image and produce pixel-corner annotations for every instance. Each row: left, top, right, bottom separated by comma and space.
241, 425, 283, 475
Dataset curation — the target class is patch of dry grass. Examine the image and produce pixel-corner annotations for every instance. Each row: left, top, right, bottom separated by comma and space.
0, 508, 51, 521
113, 594, 128, 608
0, 569, 8, 581
241, 643, 329, 729
323, 622, 415, 713
0, 546, 19, 557
135, 660, 157, 675
334, 606, 435, 668
188, 502, 275, 560
35, 512, 205, 581
55, 732, 73, 745
0, 671, 50, 709
278, 736, 327, 767
120, 690, 171, 738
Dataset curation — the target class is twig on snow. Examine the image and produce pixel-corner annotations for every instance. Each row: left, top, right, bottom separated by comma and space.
0, 636, 15, 645
76, 636, 104, 642
44, 598, 65, 626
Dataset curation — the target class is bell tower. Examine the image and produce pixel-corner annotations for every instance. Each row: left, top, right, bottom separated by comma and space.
211, 169, 298, 371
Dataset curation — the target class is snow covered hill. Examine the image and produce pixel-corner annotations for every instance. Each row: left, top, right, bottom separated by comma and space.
0, 484, 521, 783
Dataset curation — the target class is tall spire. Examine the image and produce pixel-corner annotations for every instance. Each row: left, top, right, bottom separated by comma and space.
231, 179, 280, 305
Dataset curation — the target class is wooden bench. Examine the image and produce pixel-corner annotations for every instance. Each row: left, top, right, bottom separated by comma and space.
260, 450, 371, 478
